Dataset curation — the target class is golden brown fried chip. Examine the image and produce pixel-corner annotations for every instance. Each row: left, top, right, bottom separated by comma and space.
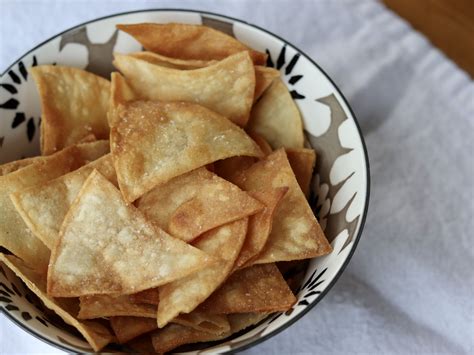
11, 152, 115, 250
0, 254, 113, 351
110, 316, 157, 344
286, 148, 316, 198
227, 312, 269, 333
157, 219, 247, 328
127, 334, 156, 353
47, 170, 216, 297
199, 264, 296, 314
30, 65, 110, 155
117, 23, 267, 65
113, 52, 255, 126
112, 101, 262, 202
231, 149, 331, 263
254, 66, 280, 102
248, 78, 304, 149
213, 156, 256, 182
234, 188, 289, 269
174, 312, 230, 334
0, 156, 42, 176
137, 168, 260, 242
248, 131, 273, 156
0, 142, 108, 273
108, 72, 136, 127
128, 51, 216, 69
78, 294, 157, 319
128, 287, 160, 305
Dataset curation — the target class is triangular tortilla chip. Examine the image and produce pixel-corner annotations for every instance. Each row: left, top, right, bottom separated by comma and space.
30, 65, 110, 155
286, 148, 316, 198
0, 141, 108, 272
47, 170, 216, 297
174, 312, 230, 334
129, 287, 160, 305
227, 312, 269, 333
116, 23, 267, 65
0, 156, 42, 176
231, 149, 331, 263
78, 294, 157, 319
234, 188, 289, 269
127, 334, 156, 353
111, 101, 262, 202
113, 52, 255, 126
138, 167, 262, 241
248, 131, 273, 156
253, 66, 280, 102
108, 72, 136, 127
110, 316, 157, 344
11, 153, 116, 250
248, 78, 304, 149
0, 254, 113, 351
199, 264, 296, 314
213, 156, 256, 182
157, 219, 247, 328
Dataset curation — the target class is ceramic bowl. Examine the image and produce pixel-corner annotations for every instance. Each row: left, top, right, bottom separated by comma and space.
0, 9, 370, 353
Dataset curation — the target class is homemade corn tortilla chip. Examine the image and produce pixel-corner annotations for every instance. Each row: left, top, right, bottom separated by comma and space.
30, 65, 110, 155
0, 142, 108, 273
111, 101, 262, 202
47, 170, 216, 297
113, 51, 255, 126
129, 287, 159, 305
11, 153, 116, 250
117, 23, 267, 65
78, 294, 156, 319
0, 156, 42, 176
232, 149, 331, 263
199, 264, 296, 314
110, 316, 157, 344
227, 312, 269, 333
248, 131, 273, 156
213, 156, 256, 182
157, 219, 247, 328
127, 334, 156, 353
108, 72, 136, 127
137, 167, 261, 242
234, 188, 289, 269
127, 51, 275, 103
286, 148, 316, 198
0, 254, 113, 351
173, 312, 230, 334
248, 78, 304, 149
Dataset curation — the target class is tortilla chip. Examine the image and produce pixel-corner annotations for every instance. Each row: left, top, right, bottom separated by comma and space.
110, 316, 157, 344
213, 156, 256, 182
232, 149, 331, 263
0, 142, 108, 273
227, 312, 269, 333
157, 219, 247, 328
77, 133, 97, 143
0, 254, 113, 351
116, 23, 267, 65
30, 65, 110, 155
254, 66, 280, 102
11, 153, 115, 250
199, 264, 296, 314
248, 78, 304, 149
78, 294, 156, 319
151, 323, 227, 354
137, 168, 261, 242
47, 170, 216, 297
174, 312, 230, 334
286, 148, 316, 198
111, 101, 262, 202
0, 156, 42, 176
248, 131, 273, 156
128, 287, 160, 305
234, 188, 289, 269
126, 334, 156, 353
113, 51, 255, 126
108, 72, 136, 127
128, 50, 215, 69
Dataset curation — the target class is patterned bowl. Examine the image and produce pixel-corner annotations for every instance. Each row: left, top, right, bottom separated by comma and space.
0, 9, 370, 354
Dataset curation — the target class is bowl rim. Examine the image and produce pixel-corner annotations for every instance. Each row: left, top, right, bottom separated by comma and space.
0, 8, 370, 354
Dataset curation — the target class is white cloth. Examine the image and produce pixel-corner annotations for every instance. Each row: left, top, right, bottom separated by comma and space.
1, 0, 473, 354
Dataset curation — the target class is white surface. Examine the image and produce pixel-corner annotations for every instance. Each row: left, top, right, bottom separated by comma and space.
1, 0, 473, 354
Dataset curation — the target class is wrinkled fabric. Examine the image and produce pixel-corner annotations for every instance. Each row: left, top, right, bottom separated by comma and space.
1, 1, 473, 354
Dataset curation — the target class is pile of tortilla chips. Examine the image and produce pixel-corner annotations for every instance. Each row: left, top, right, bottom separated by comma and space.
0, 22, 331, 353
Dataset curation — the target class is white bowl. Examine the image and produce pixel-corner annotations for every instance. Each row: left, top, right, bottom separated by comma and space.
0, 9, 370, 353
